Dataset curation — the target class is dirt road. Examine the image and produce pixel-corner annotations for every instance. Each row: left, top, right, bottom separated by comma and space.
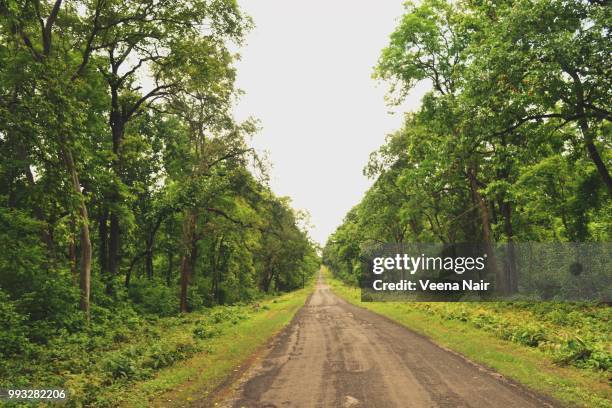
220, 274, 559, 408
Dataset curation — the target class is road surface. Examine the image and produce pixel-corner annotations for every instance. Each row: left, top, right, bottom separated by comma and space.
219, 274, 558, 408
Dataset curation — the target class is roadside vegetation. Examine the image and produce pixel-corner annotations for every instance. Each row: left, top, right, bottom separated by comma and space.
1, 285, 313, 407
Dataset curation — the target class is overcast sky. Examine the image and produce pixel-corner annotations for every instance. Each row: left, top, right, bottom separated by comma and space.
232, 1, 429, 245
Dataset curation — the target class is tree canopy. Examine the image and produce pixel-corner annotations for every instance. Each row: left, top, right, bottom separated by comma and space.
0, 0, 319, 340
324, 0, 611, 288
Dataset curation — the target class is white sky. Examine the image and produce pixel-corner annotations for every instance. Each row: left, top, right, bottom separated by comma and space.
233, 1, 430, 245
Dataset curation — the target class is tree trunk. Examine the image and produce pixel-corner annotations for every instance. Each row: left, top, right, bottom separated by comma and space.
166, 249, 174, 286
98, 209, 108, 274
108, 87, 125, 276
179, 210, 197, 313
189, 234, 198, 280
584, 131, 611, 196
179, 256, 190, 313
218, 244, 229, 303
467, 167, 504, 294
61, 145, 92, 319
210, 239, 218, 303
212, 237, 228, 304
501, 200, 518, 294
263, 267, 276, 292
490, 200, 498, 225
262, 257, 276, 293
145, 235, 154, 280
68, 231, 78, 286
496, 148, 518, 294
125, 265, 132, 288
108, 213, 120, 275
468, 190, 481, 241
145, 250, 153, 279
571, 71, 612, 196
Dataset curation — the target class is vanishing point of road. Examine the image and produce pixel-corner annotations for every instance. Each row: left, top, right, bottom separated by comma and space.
219, 272, 559, 408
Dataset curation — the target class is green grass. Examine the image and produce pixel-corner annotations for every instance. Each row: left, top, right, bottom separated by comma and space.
116, 284, 314, 407
324, 267, 611, 408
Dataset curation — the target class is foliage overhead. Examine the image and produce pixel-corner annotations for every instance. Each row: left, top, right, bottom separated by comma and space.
326, 0, 610, 288
0, 0, 319, 345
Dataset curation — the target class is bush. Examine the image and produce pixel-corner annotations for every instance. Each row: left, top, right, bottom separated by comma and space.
510, 325, 547, 347
553, 336, 611, 370
8, 272, 85, 342
144, 341, 199, 370
128, 280, 179, 316
411, 301, 611, 372
187, 285, 206, 311
0, 290, 31, 358
193, 325, 221, 339
102, 347, 150, 382
189, 277, 214, 308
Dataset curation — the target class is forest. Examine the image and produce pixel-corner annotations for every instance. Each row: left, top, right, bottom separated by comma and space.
324, 0, 610, 284
0, 0, 610, 406
323, 0, 610, 382
0, 0, 318, 401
